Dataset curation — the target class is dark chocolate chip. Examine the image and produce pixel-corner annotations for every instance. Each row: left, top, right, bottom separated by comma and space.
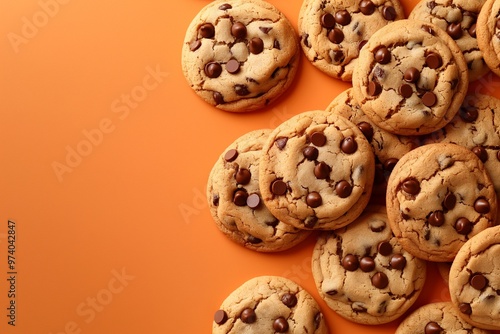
328, 28, 344, 44
331, 50, 344, 64
214, 92, 224, 105
472, 146, 488, 162
497, 18, 500, 30
321, 13, 335, 29
360, 0, 375, 15
447, 23, 463, 39
428, 210, 445, 227
271, 180, 287, 196
224, 149, 238, 162
303, 146, 319, 161
335, 10, 351, 26
341, 136, 358, 154
205, 62, 222, 78
400, 84, 413, 98
314, 313, 322, 329
249, 37, 264, 54
311, 132, 327, 147
246, 193, 261, 209
213, 194, 220, 206
404, 67, 420, 83
281, 293, 297, 308
371, 272, 389, 289
470, 273, 488, 290
357, 122, 374, 142
326, 290, 338, 295
200, 23, 215, 38
240, 308, 256, 323
474, 197, 490, 214
360, 256, 375, 272
247, 235, 262, 244
234, 85, 250, 96
314, 162, 331, 179
459, 107, 478, 122
497, 151, 500, 161
382, 6, 397, 21
455, 217, 472, 235
383, 158, 398, 171
402, 178, 420, 195
469, 23, 477, 38
259, 27, 272, 34
389, 254, 406, 270
273, 317, 289, 332
233, 189, 248, 206
214, 309, 228, 325
275, 137, 288, 150
218, 3, 232, 10
459, 303, 472, 315
342, 254, 359, 271
336, 180, 352, 198
422, 25, 435, 35
422, 91, 437, 107
375, 46, 391, 64
306, 192, 322, 208
190, 40, 202, 51
273, 40, 281, 50
369, 219, 386, 232
425, 322, 442, 334
226, 59, 240, 74
443, 192, 456, 210
236, 168, 251, 185
304, 216, 318, 228
358, 40, 368, 50
427, 1, 436, 9
377, 241, 393, 256
368, 81, 382, 96
425, 53, 442, 69
231, 22, 247, 38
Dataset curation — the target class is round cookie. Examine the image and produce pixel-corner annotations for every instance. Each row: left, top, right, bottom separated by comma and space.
395, 302, 492, 334
298, 0, 405, 81
386, 142, 498, 262
207, 129, 311, 252
352, 19, 469, 136
259, 110, 375, 230
449, 225, 500, 330
212, 276, 329, 333
181, 0, 300, 112
409, 0, 488, 81
423, 93, 500, 197
312, 206, 427, 325
477, 0, 500, 77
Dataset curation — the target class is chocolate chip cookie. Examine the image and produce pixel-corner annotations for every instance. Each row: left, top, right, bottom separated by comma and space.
449, 225, 500, 330
395, 302, 492, 334
352, 19, 469, 135
312, 206, 427, 325
298, 0, 404, 81
477, 0, 500, 77
212, 276, 329, 333
386, 143, 498, 262
207, 129, 311, 252
259, 110, 375, 230
181, 0, 300, 112
409, 0, 488, 81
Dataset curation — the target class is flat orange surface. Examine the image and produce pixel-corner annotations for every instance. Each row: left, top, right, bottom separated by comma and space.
1, 0, 500, 333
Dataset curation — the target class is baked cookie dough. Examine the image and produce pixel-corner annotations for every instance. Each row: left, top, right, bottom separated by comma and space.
259, 110, 375, 230
181, 0, 300, 112
409, 0, 488, 81
477, 0, 500, 77
207, 129, 311, 252
386, 143, 498, 262
449, 225, 500, 330
298, 0, 405, 81
395, 302, 492, 334
352, 19, 469, 135
312, 206, 427, 324
212, 276, 329, 333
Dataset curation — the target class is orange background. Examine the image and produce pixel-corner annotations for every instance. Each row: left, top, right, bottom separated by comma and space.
1, 0, 499, 333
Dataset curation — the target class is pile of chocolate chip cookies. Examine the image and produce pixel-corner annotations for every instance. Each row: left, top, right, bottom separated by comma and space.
183, 0, 500, 332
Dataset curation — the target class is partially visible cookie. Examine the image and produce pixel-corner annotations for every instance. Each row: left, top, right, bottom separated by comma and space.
352, 19, 469, 135
449, 225, 500, 330
212, 276, 329, 333
259, 110, 375, 230
207, 129, 311, 252
386, 143, 498, 262
395, 302, 493, 334
409, 0, 488, 81
298, 0, 405, 81
312, 206, 427, 325
181, 0, 300, 112
477, 0, 500, 77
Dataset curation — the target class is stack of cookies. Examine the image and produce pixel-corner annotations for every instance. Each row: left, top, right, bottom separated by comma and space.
182, 0, 500, 332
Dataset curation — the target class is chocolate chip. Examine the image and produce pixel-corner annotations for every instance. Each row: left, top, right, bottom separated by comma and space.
447, 23, 463, 39
428, 210, 445, 227
422, 25, 435, 35
271, 179, 287, 196
357, 122, 374, 142
236, 168, 251, 184
219, 3, 232, 10
341, 136, 357, 154
425, 322, 442, 334
459, 107, 478, 122
233, 189, 248, 206
259, 27, 272, 34
320, 13, 335, 29
383, 158, 399, 171
314, 162, 331, 179
400, 84, 413, 98
303, 146, 319, 160
443, 192, 456, 210
497, 18, 500, 30
326, 290, 338, 295
427, 1, 436, 9
404, 67, 420, 83
189, 40, 201, 51
425, 53, 443, 69
306, 192, 322, 208
226, 59, 240, 74
402, 178, 420, 195
200, 23, 215, 38
246, 193, 261, 209
314, 313, 322, 329
328, 28, 344, 44
335, 10, 351, 26
304, 216, 318, 228
455, 217, 472, 235
358, 40, 368, 50
371, 272, 389, 289
275, 137, 288, 150
375, 46, 391, 64
235, 85, 250, 96
214, 92, 224, 105
368, 81, 382, 96
247, 235, 262, 244
390, 254, 406, 270
472, 146, 488, 162
311, 132, 327, 147
474, 197, 490, 214
212, 194, 219, 206
342, 254, 359, 271
231, 22, 247, 38
497, 151, 500, 161
214, 309, 228, 324
459, 303, 472, 315
249, 37, 264, 54
241, 308, 256, 323
281, 293, 297, 308
470, 273, 488, 290
360, 256, 375, 272
369, 219, 386, 232
224, 149, 238, 162
469, 23, 477, 38
273, 40, 281, 50
382, 6, 397, 21
331, 50, 344, 64
273, 317, 289, 332
336, 180, 352, 198
377, 241, 393, 256
422, 91, 437, 107
360, 0, 375, 15
205, 62, 222, 78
